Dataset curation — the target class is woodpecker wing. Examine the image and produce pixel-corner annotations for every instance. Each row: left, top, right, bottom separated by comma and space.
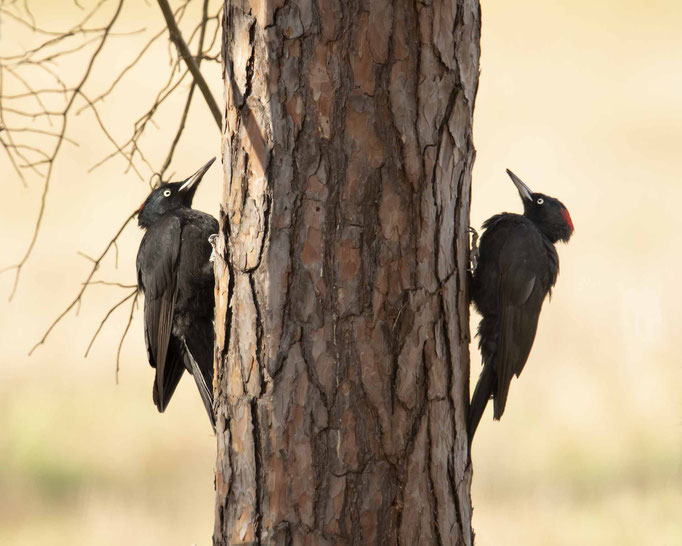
173, 214, 219, 430
136, 214, 185, 412
493, 223, 547, 418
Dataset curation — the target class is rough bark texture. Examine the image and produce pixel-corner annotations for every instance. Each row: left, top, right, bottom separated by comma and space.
215, 1, 480, 544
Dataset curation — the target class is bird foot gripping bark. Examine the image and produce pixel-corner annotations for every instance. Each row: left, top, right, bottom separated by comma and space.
468, 227, 479, 273
209, 233, 229, 280
209, 234, 220, 263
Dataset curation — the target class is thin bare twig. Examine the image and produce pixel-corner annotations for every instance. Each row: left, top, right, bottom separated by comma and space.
84, 287, 137, 357
75, 26, 167, 114
1, 126, 80, 145
116, 292, 139, 383
3, 88, 76, 99
0, 2, 108, 37
3, 65, 53, 115
2, 0, 222, 370
76, 251, 98, 263
76, 90, 145, 179
84, 280, 138, 288
28, 209, 137, 355
76, 0, 193, 115
87, 64, 187, 175
0, 134, 29, 185
2, 0, 124, 300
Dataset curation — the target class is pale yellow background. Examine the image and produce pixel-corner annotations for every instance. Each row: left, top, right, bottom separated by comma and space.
1, 1, 680, 545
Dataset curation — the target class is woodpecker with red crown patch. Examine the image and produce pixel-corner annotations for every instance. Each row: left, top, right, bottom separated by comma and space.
468, 169, 574, 443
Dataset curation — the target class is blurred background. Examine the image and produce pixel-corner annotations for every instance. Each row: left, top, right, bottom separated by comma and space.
0, 0, 680, 544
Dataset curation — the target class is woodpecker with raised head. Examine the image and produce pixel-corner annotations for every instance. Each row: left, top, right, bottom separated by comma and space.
136, 158, 218, 431
468, 169, 574, 442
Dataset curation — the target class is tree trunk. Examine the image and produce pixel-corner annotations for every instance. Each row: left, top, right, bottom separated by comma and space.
214, 1, 480, 544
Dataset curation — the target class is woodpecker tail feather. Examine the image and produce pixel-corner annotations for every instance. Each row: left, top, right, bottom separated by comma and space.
468, 362, 495, 445
183, 341, 215, 432
182, 322, 216, 433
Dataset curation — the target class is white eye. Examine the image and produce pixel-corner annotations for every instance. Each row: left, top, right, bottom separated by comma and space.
536, 198, 544, 205
163, 189, 171, 197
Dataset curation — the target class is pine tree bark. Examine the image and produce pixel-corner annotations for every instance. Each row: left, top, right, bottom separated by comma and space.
214, 1, 480, 544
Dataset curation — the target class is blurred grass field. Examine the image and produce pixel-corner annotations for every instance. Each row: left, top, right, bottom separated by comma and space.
1, 0, 681, 544
0, 371, 215, 545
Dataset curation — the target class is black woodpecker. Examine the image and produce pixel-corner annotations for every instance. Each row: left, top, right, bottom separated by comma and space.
136, 158, 218, 431
468, 169, 574, 442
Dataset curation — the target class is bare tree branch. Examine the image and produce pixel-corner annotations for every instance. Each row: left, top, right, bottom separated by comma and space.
76, 90, 145, 179
28, 209, 137, 356
88, 64, 187, 175
75, 0, 194, 115
1, 0, 222, 370
84, 287, 137, 357
160, 0, 211, 177
156, 0, 221, 127
116, 291, 138, 383
84, 280, 138, 288
0, 1, 108, 37
75, 26, 167, 114
2, 0, 126, 300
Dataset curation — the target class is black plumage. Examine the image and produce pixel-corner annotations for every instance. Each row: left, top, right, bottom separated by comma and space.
468, 169, 574, 442
136, 158, 218, 430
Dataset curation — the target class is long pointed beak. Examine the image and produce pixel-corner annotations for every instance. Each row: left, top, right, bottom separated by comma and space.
506, 169, 533, 202
179, 157, 216, 195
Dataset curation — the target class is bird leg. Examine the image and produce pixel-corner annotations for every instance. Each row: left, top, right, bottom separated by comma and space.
468, 227, 479, 273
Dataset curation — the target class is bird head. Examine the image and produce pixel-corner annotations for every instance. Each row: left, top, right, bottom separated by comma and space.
137, 157, 216, 228
506, 169, 574, 243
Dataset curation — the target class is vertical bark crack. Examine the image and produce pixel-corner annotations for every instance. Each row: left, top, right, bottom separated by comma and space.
251, 399, 263, 545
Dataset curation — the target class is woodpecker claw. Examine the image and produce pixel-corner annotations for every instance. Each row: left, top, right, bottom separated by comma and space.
468, 227, 479, 273
208, 234, 219, 263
